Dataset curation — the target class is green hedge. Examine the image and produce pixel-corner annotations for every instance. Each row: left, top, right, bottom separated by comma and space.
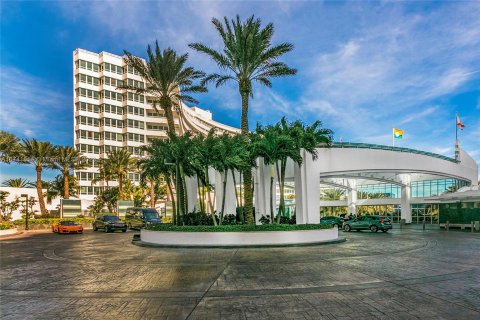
439, 203, 480, 224
146, 224, 332, 232
13, 218, 94, 226
0, 222, 14, 230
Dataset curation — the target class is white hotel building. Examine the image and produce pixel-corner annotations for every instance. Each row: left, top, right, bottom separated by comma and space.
73, 49, 238, 204
73, 48, 478, 224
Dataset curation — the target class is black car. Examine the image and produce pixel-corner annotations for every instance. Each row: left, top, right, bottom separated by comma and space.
125, 207, 162, 230
93, 215, 127, 233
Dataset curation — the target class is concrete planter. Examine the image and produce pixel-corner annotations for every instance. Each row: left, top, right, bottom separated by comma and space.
141, 227, 339, 247
0, 228, 18, 236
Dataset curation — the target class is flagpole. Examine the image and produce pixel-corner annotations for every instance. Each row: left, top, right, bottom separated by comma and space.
392, 128, 394, 147
455, 112, 458, 143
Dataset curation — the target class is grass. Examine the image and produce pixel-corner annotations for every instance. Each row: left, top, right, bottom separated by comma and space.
13, 218, 94, 225
146, 224, 332, 232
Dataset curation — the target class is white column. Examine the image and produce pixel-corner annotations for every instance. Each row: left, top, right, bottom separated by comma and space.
185, 175, 198, 213
254, 158, 277, 225
399, 174, 412, 223
214, 171, 236, 217
294, 149, 320, 224
347, 180, 357, 215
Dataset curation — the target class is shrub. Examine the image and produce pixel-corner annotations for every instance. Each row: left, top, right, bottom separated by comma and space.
0, 222, 14, 230
13, 218, 94, 225
147, 223, 332, 232
222, 214, 237, 225
179, 211, 214, 226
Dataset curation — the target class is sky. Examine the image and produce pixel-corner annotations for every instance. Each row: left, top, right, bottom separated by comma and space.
0, 0, 479, 182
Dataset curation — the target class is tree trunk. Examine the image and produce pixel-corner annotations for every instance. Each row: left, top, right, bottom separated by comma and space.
240, 91, 254, 224
166, 177, 176, 225
197, 175, 203, 213
181, 165, 188, 214
118, 173, 123, 200
149, 179, 155, 208
270, 174, 274, 224
205, 168, 217, 226
162, 100, 176, 134
220, 170, 228, 225
36, 167, 47, 215
63, 169, 70, 199
175, 165, 185, 222
232, 169, 239, 208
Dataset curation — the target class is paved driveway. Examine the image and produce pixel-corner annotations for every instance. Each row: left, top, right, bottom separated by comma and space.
1, 228, 479, 319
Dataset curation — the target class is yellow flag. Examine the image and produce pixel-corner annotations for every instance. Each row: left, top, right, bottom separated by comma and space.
393, 128, 403, 139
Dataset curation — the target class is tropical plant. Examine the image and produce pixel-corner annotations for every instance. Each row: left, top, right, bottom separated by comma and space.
45, 174, 79, 204
0, 131, 23, 163
190, 15, 297, 224
52, 146, 87, 199
21, 139, 55, 215
122, 41, 206, 133
1, 178, 31, 188
92, 157, 115, 187
102, 149, 136, 200
0, 191, 20, 222
320, 188, 346, 201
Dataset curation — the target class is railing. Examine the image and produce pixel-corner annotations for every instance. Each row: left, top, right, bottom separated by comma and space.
325, 142, 457, 163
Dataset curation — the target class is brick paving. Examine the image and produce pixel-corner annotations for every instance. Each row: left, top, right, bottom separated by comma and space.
0, 228, 479, 319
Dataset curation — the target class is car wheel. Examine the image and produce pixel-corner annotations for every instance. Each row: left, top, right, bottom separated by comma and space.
333, 223, 339, 228
370, 225, 378, 233
344, 224, 351, 232
122, 229, 126, 233
93, 225, 98, 231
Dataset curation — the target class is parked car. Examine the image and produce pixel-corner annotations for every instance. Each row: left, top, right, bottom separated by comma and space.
93, 215, 127, 233
52, 221, 83, 234
343, 215, 392, 232
320, 216, 344, 228
125, 207, 162, 230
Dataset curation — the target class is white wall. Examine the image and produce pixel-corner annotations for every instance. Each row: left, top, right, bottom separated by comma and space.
0, 187, 61, 220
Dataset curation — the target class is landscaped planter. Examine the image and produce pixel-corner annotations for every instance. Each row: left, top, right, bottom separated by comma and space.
0, 228, 18, 236
141, 227, 339, 247
15, 223, 92, 231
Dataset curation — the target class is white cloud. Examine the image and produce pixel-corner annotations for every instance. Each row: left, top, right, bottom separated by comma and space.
400, 106, 437, 125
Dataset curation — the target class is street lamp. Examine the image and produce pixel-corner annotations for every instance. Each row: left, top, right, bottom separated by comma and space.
21, 194, 29, 231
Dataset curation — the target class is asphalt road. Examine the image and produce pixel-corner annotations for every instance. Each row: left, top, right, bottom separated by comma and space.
1, 227, 479, 319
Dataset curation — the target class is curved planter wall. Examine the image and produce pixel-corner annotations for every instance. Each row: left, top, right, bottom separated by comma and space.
0, 228, 18, 236
141, 228, 338, 247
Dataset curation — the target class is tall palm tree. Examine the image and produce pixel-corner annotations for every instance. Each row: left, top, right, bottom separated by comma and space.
190, 15, 297, 224
92, 158, 115, 188
2, 178, 30, 188
104, 149, 136, 200
122, 42, 206, 133
0, 131, 23, 164
45, 174, 78, 204
52, 146, 87, 199
21, 139, 55, 215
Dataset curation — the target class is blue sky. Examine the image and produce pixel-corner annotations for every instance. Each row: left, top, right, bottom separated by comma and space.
1, 0, 479, 182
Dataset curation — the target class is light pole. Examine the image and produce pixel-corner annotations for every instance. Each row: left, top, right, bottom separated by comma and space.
21, 194, 29, 231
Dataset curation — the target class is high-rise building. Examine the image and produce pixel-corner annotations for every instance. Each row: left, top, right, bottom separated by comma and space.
73, 49, 238, 204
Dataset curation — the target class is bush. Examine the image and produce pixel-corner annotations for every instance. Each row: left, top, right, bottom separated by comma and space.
147, 223, 332, 232
0, 222, 14, 230
260, 214, 296, 225
222, 214, 237, 225
13, 218, 94, 225
179, 211, 214, 226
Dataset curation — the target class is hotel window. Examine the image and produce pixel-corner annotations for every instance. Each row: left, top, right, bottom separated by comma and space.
78, 74, 100, 86
147, 124, 168, 131
103, 131, 123, 142
127, 78, 144, 89
103, 76, 124, 87
146, 110, 163, 117
77, 130, 99, 140
102, 90, 123, 101
127, 65, 140, 76
127, 133, 145, 143
127, 119, 145, 129
78, 144, 100, 154
103, 118, 123, 128
77, 116, 100, 127
102, 104, 123, 115
78, 88, 99, 100
127, 105, 145, 116
128, 146, 143, 156
104, 145, 121, 154
128, 173, 140, 182
77, 59, 99, 72
127, 92, 145, 103
103, 62, 123, 75
77, 102, 100, 113
87, 158, 99, 168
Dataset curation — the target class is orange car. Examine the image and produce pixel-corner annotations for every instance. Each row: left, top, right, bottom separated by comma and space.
52, 221, 83, 234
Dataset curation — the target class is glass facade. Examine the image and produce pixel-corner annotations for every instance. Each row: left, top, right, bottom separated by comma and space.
411, 204, 439, 224
411, 179, 468, 197
357, 205, 401, 222
357, 184, 400, 199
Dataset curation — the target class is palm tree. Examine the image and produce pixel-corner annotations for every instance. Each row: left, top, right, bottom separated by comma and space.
122, 42, 206, 133
104, 149, 136, 200
190, 15, 297, 224
21, 139, 55, 215
92, 158, 115, 188
52, 146, 87, 199
45, 174, 79, 204
2, 178, 30, 188
0, 131, 23, 163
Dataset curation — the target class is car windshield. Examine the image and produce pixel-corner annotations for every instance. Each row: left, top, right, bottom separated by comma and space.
104, 216, 120, 222
60, 221, 76, 226
143, 210, 160, 220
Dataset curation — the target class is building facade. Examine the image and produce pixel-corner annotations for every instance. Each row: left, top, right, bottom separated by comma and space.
73, 49, 238, 205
